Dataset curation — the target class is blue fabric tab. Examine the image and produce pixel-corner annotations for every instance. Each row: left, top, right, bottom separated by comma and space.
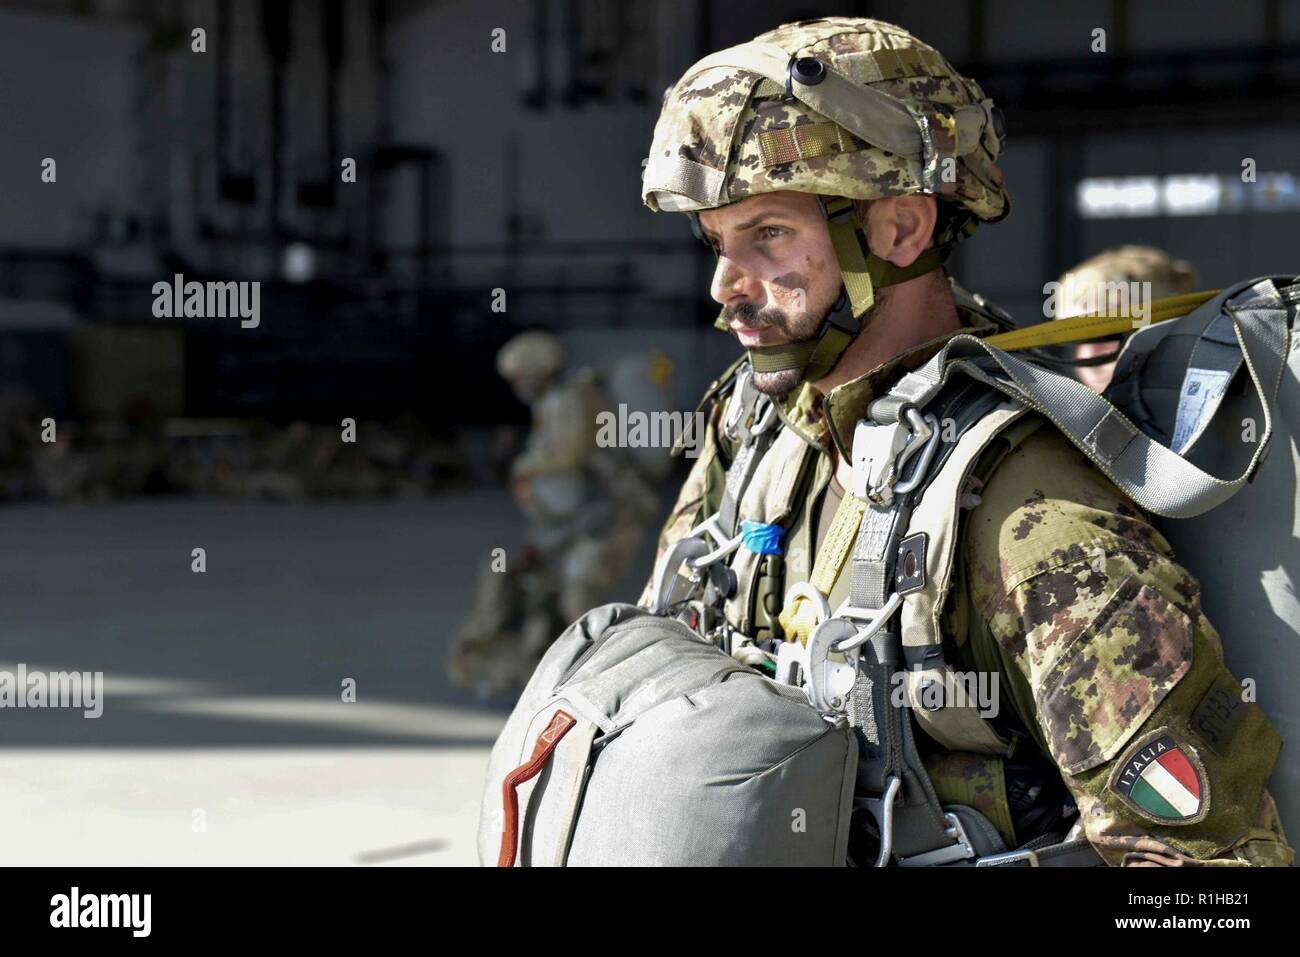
741, 521, 784, 555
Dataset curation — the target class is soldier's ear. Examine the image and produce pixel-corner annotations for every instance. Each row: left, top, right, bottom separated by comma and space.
864, 195, 938, 269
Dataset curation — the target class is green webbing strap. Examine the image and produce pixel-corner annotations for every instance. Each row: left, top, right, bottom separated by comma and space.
870, 245, 950, 288
749, 337, 818, 374
828, 215, 876, 319
802, 316, 859, 382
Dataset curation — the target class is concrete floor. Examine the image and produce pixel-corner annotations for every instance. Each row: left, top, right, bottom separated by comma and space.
0, 490, 636, 866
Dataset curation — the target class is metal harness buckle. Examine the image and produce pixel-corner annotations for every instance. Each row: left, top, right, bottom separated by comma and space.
897, 812, 977, 867
648, 513, 745, 616
974, 847, 1041, 867
852, 409, 940, 506
775, 588, 905, 711
722, 369, 777, 443
862, 774, 902, 868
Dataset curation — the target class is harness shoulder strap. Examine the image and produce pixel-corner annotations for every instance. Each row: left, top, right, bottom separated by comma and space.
900, 399, 1034, 755
877, 277, 1293, 519
725, 425, 819, 638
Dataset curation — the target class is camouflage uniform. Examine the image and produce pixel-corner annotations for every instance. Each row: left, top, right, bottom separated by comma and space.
960, 419, 1290, 866
638, 17, 1291, 864
510, 365, 658, 622
452, 334, 658, 693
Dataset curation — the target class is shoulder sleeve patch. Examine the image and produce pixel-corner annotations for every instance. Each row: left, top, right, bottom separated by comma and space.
1107, 729, 1209, 826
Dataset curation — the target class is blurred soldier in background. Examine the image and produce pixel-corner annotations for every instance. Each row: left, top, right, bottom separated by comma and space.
1057, 246, 1200, 393
449, 331, 660, 695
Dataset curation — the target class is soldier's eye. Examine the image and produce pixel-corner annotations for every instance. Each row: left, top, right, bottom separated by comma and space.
756, 225, 787, 241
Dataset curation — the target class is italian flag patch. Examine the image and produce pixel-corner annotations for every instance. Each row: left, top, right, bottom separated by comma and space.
1109, 731, 1208, 825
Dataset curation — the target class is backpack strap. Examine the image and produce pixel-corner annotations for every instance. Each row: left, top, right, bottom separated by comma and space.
873, 277, 1294, 519
725, 425, 819, 639
648, 360, 782, 622
898, 397, 1030, 756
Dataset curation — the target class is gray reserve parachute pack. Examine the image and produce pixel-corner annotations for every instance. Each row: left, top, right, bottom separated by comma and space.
478, 603, 858, 866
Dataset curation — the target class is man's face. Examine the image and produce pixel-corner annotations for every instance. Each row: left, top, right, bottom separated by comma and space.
698, 191, 846, 396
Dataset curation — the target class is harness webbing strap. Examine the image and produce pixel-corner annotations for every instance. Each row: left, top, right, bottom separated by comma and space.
843, 382, 1017, 864
875, 279, 1290, 518
849, 501, 908, 609
779, 491, 866, 647
719, 441, 758, 534
716, 370, 777, 536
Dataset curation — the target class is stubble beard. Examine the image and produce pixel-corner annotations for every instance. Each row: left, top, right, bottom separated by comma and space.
729, 293, 877, 397
726, 300, 820, 397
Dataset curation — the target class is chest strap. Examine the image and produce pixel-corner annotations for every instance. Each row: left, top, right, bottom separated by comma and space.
646, 364, 779, 631
775, 378, 1038, 866
717, 366, 779, 536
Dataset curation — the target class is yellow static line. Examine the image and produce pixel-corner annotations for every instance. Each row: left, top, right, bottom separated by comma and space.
984, 290, 1219, 352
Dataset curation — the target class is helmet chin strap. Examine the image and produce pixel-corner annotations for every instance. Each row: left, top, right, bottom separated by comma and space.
723, 195, 954, 384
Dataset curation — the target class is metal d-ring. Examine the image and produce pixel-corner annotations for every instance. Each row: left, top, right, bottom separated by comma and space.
783, 582, 831, 624
682, 514, 745, 570
874, 774, 902, 867
805, 616, 860, 712
687, 531, 744, 569
649, 535, 711, 615
750, 397, 778, 436
830, 592, 904, 653
721, 369, 751, 441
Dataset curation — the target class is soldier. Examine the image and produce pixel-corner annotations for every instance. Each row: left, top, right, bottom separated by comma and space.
450, 331, 658, 694
636, 17, 1290, 865
1057, 246, 1200, 393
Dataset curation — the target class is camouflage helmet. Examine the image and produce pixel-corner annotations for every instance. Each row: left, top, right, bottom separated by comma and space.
643, 17, 1008, 220
1057, 245, 1200, 318
496, 331, 565, 382
641, 17, 1010, 383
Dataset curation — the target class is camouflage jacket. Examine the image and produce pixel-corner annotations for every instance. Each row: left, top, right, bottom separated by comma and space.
642, 314, 1292, 867
511, 369, 608, 481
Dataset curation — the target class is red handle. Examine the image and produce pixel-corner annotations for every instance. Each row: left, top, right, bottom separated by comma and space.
498, 710, 578, 868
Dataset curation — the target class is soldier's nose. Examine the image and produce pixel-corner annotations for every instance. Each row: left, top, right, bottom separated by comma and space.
711, 258, 755, 305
